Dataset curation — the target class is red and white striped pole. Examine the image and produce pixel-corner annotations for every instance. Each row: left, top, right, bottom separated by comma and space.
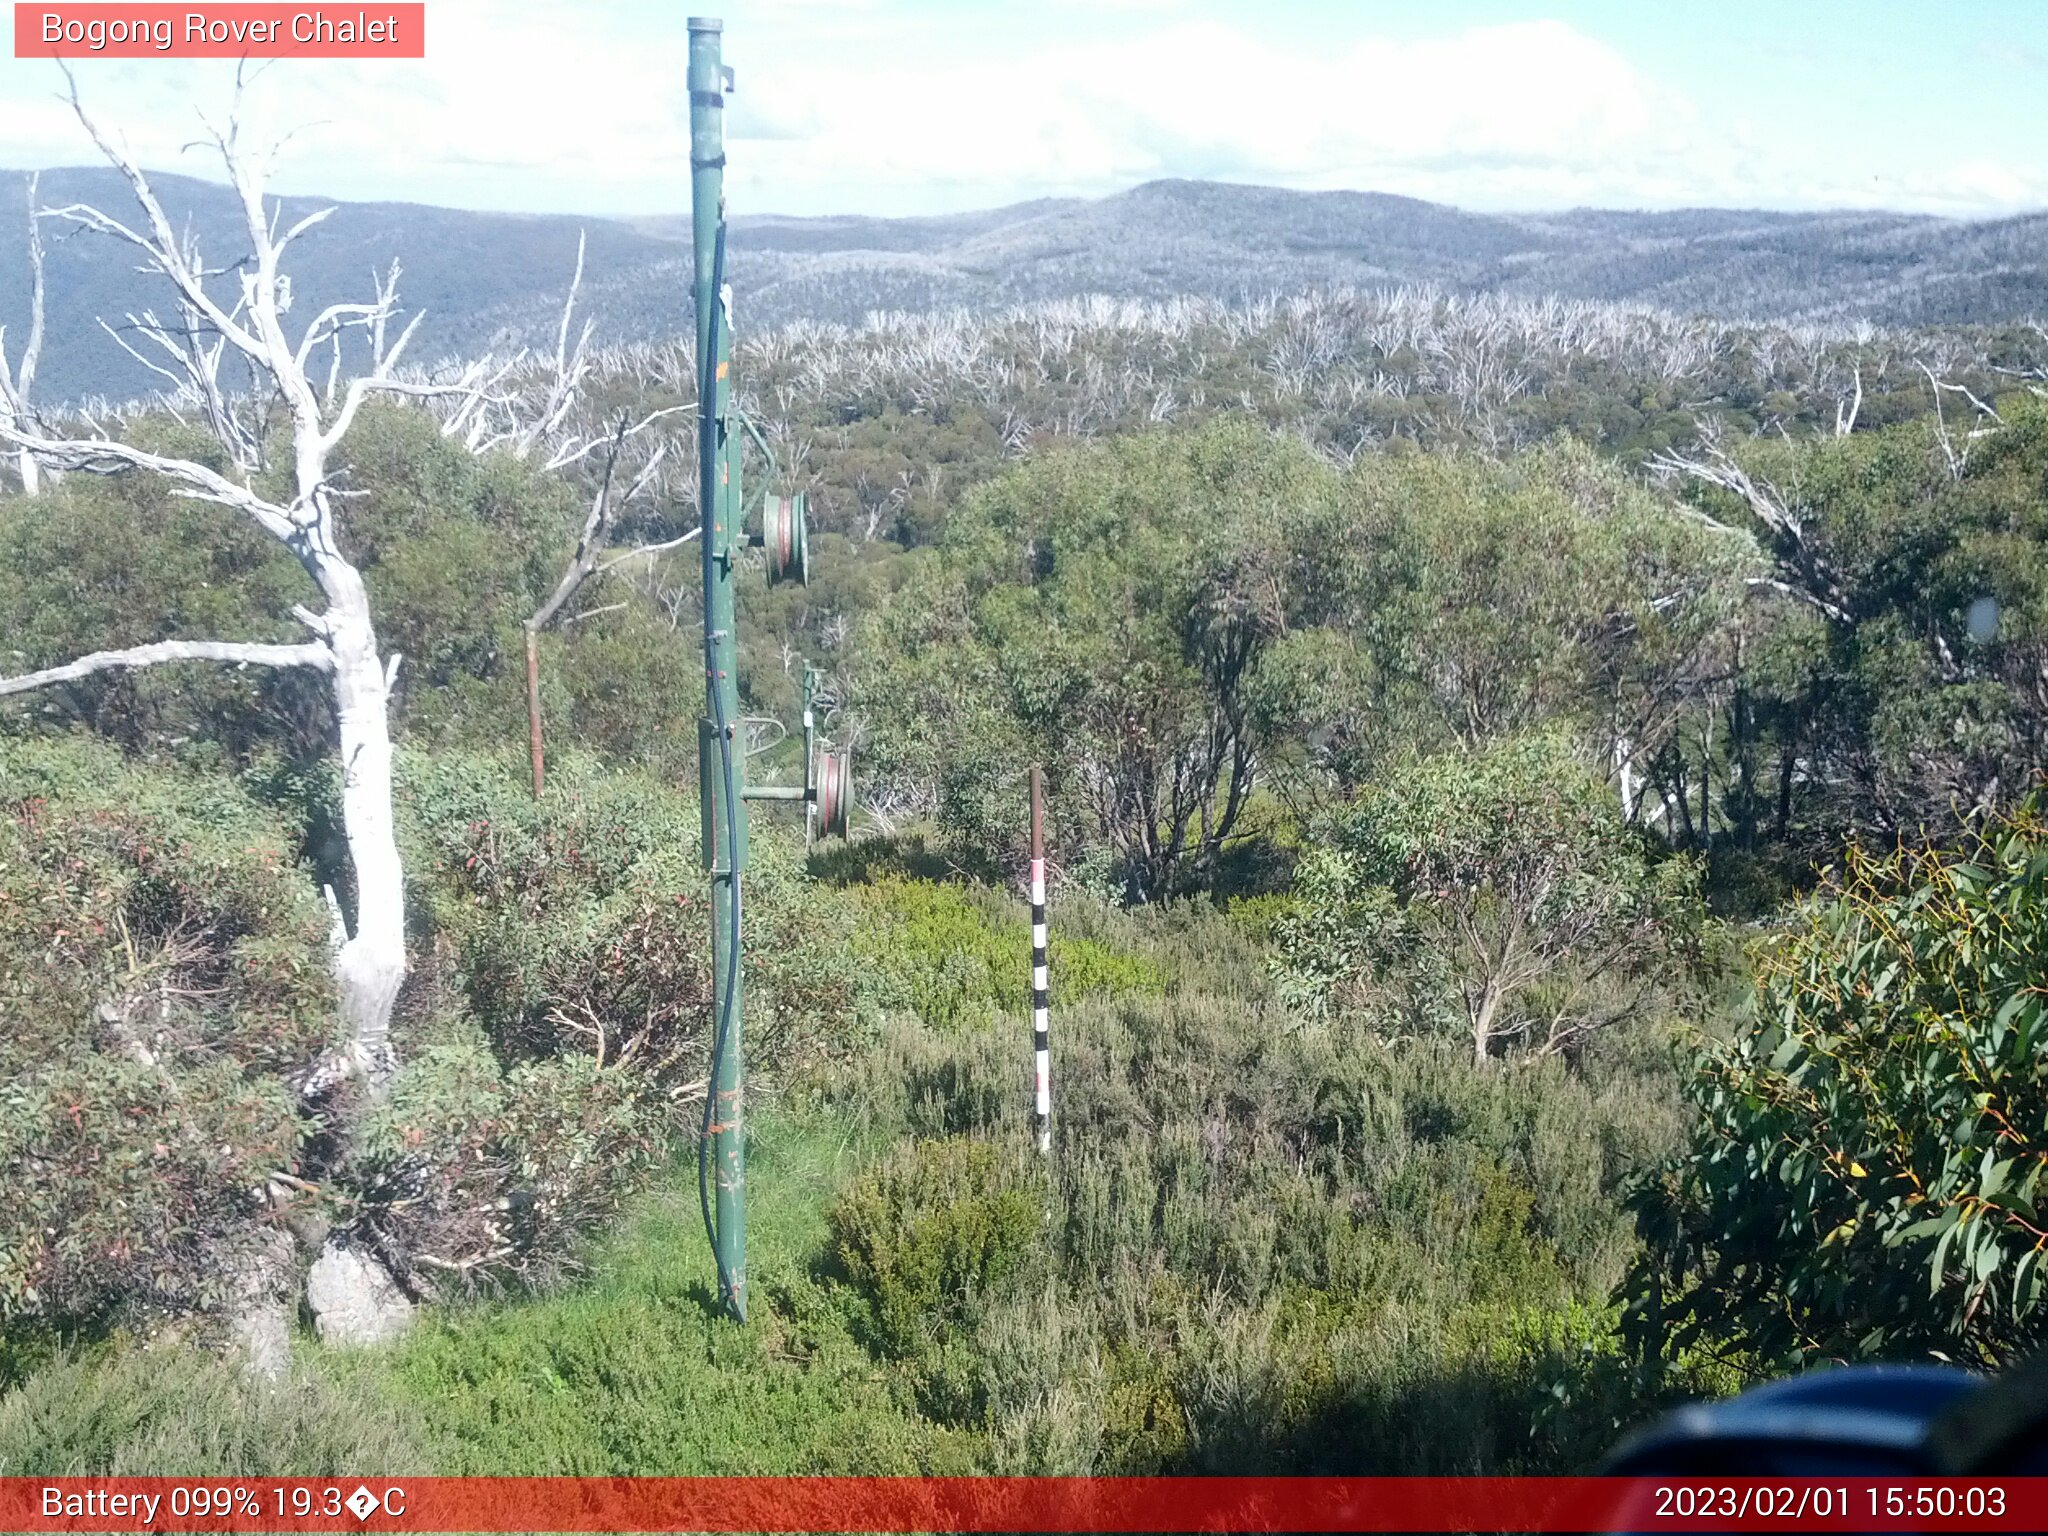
1029, 765, 1051, 1155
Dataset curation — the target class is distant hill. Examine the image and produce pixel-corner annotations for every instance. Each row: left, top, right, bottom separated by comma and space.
0, 167, 689, 404
3, 169, 2044, 403
726, 182, 2048, 335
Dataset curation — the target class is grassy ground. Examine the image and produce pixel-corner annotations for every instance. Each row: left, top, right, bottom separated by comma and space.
3, 892, 1732, 1479
1, 1104, 968, 1477
337, 1106, 981, 1475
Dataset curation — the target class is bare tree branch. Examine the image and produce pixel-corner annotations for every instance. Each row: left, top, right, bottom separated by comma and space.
1746, 575, 1845, 616
0, 639, 330, 697
0, 420, 300, 542
530, 424, 628, 634
530, 229, 593, 451
1920, 362, 2003, 482
540, 402, 692, 471
595, 527, 700, 573
1650, 421, 1853, 624
95, 314, 192, 392
48, 79, 267, 368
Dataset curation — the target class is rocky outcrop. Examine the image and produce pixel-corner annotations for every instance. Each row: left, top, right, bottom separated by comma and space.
305, 1240, 414, 1348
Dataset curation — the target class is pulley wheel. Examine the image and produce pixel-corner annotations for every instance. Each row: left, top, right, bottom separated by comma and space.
814, 747, 852, 839
764, 492, 809, 586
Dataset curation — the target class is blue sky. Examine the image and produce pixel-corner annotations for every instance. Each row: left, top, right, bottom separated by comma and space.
0, 0, 2042, 218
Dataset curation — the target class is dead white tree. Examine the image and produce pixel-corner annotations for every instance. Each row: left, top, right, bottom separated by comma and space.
520, 411, 689, 797
1649, 420, 1853, 625
1919, 362, 2003, 482
496, 240, 703, 798
1834, 364, 1862, 438
0, 170, 46, 492
0, 79, 483, 1091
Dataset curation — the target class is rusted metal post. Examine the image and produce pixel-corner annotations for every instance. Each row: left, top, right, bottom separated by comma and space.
523, 627, 545, 800
1029, 765, 1051, 1155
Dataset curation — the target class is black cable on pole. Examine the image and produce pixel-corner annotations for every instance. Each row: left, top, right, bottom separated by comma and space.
697, 217, 743, 1315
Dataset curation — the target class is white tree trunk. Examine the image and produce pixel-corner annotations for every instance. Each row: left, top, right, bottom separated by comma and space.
5, 170, 44, 496
1613, 733, 1639, 822
0, 74, 536, 1355
316, 561, 406, 1079
1472, 977, 1504, 1066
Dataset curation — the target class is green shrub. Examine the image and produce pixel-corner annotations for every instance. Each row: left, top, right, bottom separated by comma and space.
0, 402, 698, 776
0, 730, 868, 1327
364, 748, 860, 1289
0, 738, 332, 1329
343, 1108, 983, 1476
0, 1347, 433, 1475
819, 991, 1687, 1472
344, 1029, 672, 1291
849, 878, 1162, 1032
810, 830, 968, 888
399, 748, 711, 1067
1273, 733, 1696, 1061
856, 420, 1344, 901
1049, 888, 1275, 1003
828, 1135, 1048, 1358
400, 746, 858, 1067
1625, 803, 2048, 1372
536, 601, 702, 776
0, 459, 318, 758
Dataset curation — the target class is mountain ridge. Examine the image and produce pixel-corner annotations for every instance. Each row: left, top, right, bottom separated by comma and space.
3, 169, 2042, 402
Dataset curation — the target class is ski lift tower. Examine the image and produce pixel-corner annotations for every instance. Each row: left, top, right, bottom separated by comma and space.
688, 16, 851, 1323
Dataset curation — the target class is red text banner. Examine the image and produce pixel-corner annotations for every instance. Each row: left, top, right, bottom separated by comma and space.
14, 5, 425, 58
3, 1476, 2047, 1532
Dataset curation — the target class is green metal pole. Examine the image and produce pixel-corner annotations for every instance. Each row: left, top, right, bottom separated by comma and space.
802, 664, 819, 851
689, 14, 746, 1322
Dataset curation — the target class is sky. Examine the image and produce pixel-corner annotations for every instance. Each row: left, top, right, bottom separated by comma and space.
0, 0, 2043, 220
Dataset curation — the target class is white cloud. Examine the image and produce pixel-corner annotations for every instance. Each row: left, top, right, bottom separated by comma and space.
0, 6, 2039, 219
1895, 160, 2044, 217
0, 91, 75, 166
719, 17, 1715, 214
0, 4, 694, 208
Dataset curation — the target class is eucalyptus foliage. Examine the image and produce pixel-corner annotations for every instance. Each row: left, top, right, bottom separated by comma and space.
860, 418, 1340, 899
1624, 804, 2048, 1371
1274, 733, 1695, 1061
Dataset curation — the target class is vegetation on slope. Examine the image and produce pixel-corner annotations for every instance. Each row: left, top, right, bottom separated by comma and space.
2, 276, 2045, 1478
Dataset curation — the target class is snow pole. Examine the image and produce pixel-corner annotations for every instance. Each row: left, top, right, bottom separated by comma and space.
1029, 765, 1051, 1155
